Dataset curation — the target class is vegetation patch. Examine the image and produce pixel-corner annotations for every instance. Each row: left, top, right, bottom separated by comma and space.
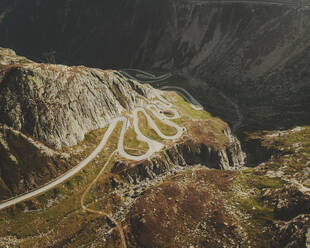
187, 120, 229, 149
145, 109, 178, 136
171, 92, 211, 120
0, 124, 124, 247
123, 168, 242, 248
137, 112, 163, 142
123, 122, 149, 156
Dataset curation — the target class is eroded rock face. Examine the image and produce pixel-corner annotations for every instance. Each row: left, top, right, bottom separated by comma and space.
0, 124, 70, 199
273, 214, 310, 248
0, 48, 156, 148
263, 185, 310, 220
0, 48, 159, 199
113, 127, 245, 184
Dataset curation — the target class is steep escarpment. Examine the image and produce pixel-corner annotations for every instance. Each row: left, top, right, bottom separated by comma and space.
106, 127, 309, 248
0, 47, 157, 199
113, 127, 245, 184
0, 48, 156, 148
0, 124, 69, 200
0, 0, 167, 68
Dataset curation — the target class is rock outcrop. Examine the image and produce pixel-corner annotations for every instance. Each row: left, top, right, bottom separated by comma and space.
273, 214, 310, 248
0, 124, 70, 199
0, 48, 158, 199
0, 48, 156, 148
124, 169, 245, 248
0, 48, 246, 201
113, 126, 245, 184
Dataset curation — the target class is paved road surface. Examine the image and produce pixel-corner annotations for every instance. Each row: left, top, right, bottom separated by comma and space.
0, 118, 119, 210
120, 69, 172, 83
160, 86, 204, 111
0, 86, 187, 210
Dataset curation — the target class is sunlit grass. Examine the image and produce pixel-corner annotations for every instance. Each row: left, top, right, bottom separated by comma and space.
137, 112, 163, 142
123, 119, 149, 155
145, 109, 177, 136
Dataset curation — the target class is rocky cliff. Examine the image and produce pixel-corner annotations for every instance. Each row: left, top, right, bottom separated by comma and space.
0, 47, 156, 148
113, 127, 245, 184
0, 47, 158, 199
105, 126, 310, 248
0, 124, 70, 199
0, 48, 246, 201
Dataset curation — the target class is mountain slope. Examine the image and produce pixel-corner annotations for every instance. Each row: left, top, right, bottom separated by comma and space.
0, 47, 155, 148
0, 47, 157, 199
1, 0, 309, 130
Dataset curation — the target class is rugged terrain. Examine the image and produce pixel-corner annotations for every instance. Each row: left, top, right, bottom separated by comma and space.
0, 48, 308, 248
0, 48, 167, 200
1, 0, 310, 130
105, 125, 310, 248
0, 47, 245, 209
0, 1, 309, 247
0, 47, 155, 148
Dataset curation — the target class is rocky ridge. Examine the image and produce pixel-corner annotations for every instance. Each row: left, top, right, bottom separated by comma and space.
0, 124, 70, 199
0, 47, 158, 199
0, 48, 246, 202
0, 48, 156, 148
114, 127, 245, 185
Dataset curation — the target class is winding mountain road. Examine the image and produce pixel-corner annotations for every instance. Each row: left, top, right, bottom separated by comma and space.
120, 69, 172, 83
160, 86, 204, 111
0, 69, 205, 248
80, 150, 127, 248
122, 70, 244, 132
0, 81, 190, 211
117, 103, 185, 161
0, 118, 120, 211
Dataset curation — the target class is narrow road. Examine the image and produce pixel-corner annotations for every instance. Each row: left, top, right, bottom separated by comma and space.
120, 69, 172, 83
0, 69, 206, 248
135, 107, 184, 140
80, 151, 127, 248
118, 114, 163, 161
121, 69, 156, 78
148, 103, 180, 120
0, 84, 187, 210
0, 118, 120, 211
160, 86, 204, 111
